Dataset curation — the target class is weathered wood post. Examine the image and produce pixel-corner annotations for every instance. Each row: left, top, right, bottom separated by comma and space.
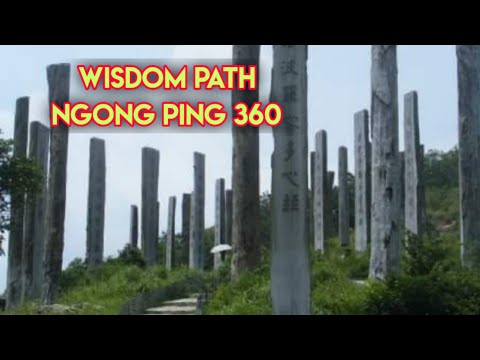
181, 193, 191, 265
6, 97, 29, 308
225, 189, 233, 246
314, 130, 328, 253
309, 151, 315, 243
369, 45, 401, 280
354, 110, 371, 252
310, 152, 316, 195
404, 91, 425, 238
419, 144, 426, 230
214, 179, 226, 269
399, 151, 405, 236
338, 146, 349, 247
166, 196, 176, 270
189, 152, 205, 270
155, 200, 160, 258
130, 205, 138, 248
42, 64, 70, 304
141, 147, 159, 266
231, 45, 261, 278
22, 121, 49, 301
271, 45, 310, 315
457, 45, 480, 268
86, 138, 106, 266
327, 170, 335, 240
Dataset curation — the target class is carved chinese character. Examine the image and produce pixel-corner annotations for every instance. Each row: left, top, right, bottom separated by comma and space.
283, 85, 297, 103
281, 60, 298, 76
281, 193, 300, 212
284, 140, 295, 161
291, 194, 299, 212
283, 116, 299, 136
282, 194, 291, 213
282, 171, 299, 187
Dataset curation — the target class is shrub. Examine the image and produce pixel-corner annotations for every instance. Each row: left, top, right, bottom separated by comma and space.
116, 243, 146, 268
203, 269, 271, 315
59, 258, 89, 292
311, 254, 369, 315
403, 231, 460, 276
364, 270, 480, 315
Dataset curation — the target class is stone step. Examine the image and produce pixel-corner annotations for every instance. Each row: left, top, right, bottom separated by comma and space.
145, 305, 197, 315
162, 298, 198, 307
144, 313, 195, 315
352, 280, 367, 286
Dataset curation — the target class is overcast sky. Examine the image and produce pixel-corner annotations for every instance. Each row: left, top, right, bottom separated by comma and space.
0, 45, 458, 292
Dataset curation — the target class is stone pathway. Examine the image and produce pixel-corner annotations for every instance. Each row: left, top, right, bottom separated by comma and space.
352, 280, 367, 286
144, 294, 199, 315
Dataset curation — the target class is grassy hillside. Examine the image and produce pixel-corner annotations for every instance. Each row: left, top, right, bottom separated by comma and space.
205, 147, 480, 315
205, 235, 480, 315
4, 245, 207, 315
5, 147, 475, 315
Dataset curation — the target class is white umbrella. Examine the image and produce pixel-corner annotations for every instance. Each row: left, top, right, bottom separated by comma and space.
210, 244, 232, 254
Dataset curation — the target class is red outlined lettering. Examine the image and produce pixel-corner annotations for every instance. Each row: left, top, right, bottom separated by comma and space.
264, 103, 283, 127
232, 102, 283, 127
78, 64, 189, 91
162, 102, 227, 127
77, 65, 104, 90
51, 102, 72, 127
50, 101, 157, 127
164, 65, 188, 90
193, 65, 210, 90
237, 65, 258, 90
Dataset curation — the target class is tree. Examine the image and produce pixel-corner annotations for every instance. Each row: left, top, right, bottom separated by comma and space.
0, 129, 43, 255
424, 148, 459, 189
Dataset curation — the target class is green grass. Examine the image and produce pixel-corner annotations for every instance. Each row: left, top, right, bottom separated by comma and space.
6, 232, 480, 315
5, 260, 204, 315
204, 235, 480, 315
204, 239, 372, 315
204, 269, 271, 315
59, 263, 200, 315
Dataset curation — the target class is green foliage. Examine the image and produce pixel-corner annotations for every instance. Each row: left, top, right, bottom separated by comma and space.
424, 148, 459, 189
426, 187, 459, 232
2, 251, 202, 315
9, 146, 477, 315
311, 249, 370, 315
116, 243, 146, 268
0, 129, 44, 254
403, 231, 460, 276
361, 229, 479, 315
204, 242, 371, 315
203, 268, 271, 315
58, 258, 88, 292
53, 256, 202, 314
364, 270, 480, 315
423, 147, 460, 233
203, 227, 480, 315
58, 266, 198, 315
202, 259, 232, 295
